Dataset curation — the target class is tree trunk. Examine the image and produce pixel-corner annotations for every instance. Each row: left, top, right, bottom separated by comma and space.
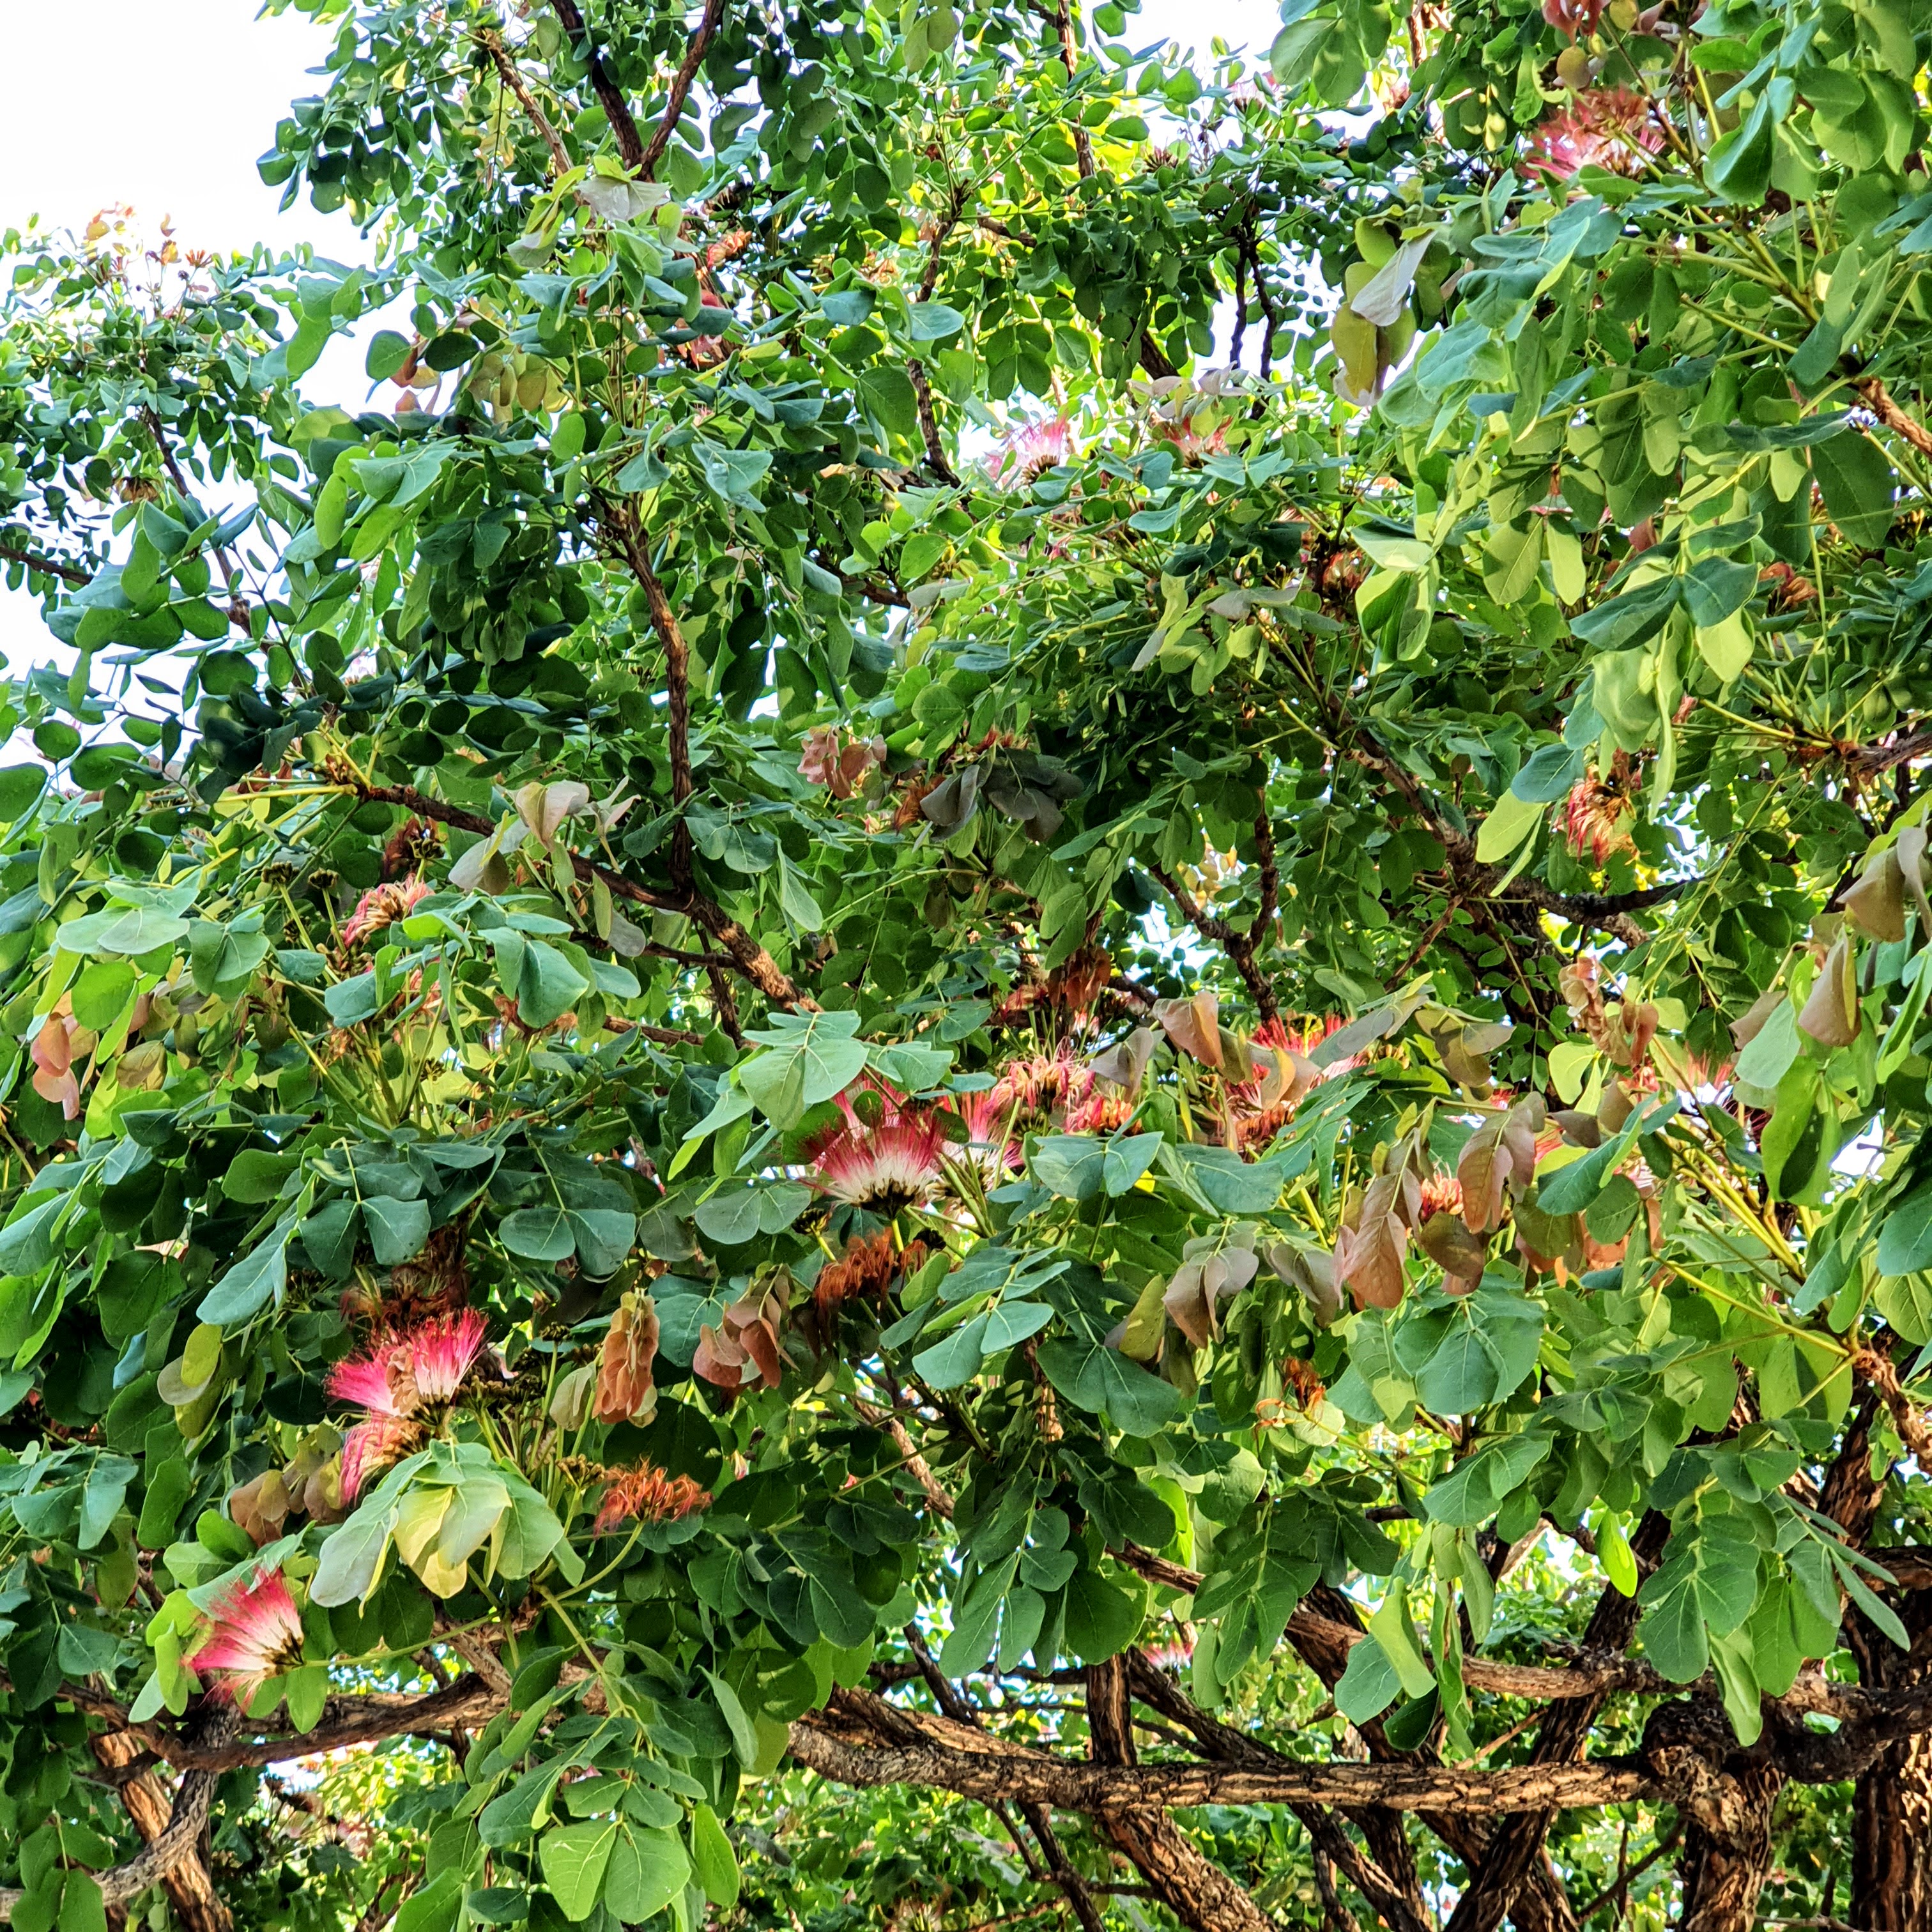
1678, 1764, 1782, 1932
1085, 1659, 1275, 1932
89, 1730, 232, 1932
1850, 1586, 1932, 1932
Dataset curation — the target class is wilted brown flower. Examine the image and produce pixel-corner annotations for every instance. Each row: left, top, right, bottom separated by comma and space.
593, 1460, 711, 1533
1561, 751, 1640, 866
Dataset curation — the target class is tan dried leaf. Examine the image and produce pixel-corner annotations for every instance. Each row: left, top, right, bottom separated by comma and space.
1841, 845, 1907, 942
1153, 990, 1223, 1068
1797, 936, 1860, 1047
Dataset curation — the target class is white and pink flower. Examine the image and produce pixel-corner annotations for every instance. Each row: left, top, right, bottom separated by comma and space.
988, 416, 1072, 487
342, 877, 432, 948
327, 1309, 487, 1498
189, 1568, 306, 1705
1526, 89, 1665, 182
805, 1087, 946, 1213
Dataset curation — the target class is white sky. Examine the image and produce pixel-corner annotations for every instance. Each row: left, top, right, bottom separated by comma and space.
0, 0, 1276, 677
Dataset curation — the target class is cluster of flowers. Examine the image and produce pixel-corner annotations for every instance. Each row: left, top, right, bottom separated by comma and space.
327, 1308, 489, 1499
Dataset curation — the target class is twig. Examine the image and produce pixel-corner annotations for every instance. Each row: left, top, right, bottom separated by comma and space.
1572, 1826, 1683, 1923
477, 27, 572, 173
0, 540, 89, 586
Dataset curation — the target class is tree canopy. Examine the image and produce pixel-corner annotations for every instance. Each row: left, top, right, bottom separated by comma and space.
3, 3, 1932, 1932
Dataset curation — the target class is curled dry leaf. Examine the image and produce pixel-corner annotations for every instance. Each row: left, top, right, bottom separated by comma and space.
694, 1275, 790, 1392
1333, 1209, 1409, 1309
1163, 1244, 1260, 1347
1798, 936, 1860, 1047
514, 779, 590, 848
1264, 1238, 1344, 1326
1089, 1024, 1159, 1092
1730, 981, 1784, 1051
1416, 1208, 1489, 1290
1153, 990, 1223, 1068
1897, 824, 1932, 933
1840, 843, 1907, 942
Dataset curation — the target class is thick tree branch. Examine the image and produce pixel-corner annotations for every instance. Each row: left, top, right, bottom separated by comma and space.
90, 1730, 231, 1932
0, 1709, 238, 1922
548, 0, 645, 168
787, 1702, 1659, 1811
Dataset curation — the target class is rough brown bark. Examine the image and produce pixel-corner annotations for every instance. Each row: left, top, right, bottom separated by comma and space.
1850, 1586, 1932, 1932
1300, 1584, 1581, 1932
1676, 1763, 1783, 1932
1124, 1652, 1431, 1932
1085, 1659, 1273, 1932
90, 1731, 232, 1932
1441, 1515, 1669, 1932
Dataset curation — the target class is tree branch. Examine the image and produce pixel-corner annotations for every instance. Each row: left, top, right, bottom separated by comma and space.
788, 1701, 1659, 1812
0, 1708, 238, 1922
548, 0, 645, 168
477, 27, 572, 174
90, 1730, 231, 1932
636, 0, 726, 183
0, 539, 89, 586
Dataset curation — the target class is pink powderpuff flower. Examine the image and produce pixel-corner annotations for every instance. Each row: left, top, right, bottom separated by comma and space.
189, 1569, 306, 1705
342, 876, 433, 948
328, 1310, 487, 1498
399, 1308, 488, 1406
988, 416, 1072, 487
961, 1087, 1025, 1186
804, 1086, 946, 1214
1526, 88, 1666, 181
340, 1414, 421, 1503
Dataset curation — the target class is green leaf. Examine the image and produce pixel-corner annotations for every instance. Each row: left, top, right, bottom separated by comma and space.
1063, 1560, 1146, 1663
1333, 1633, 1401, 1722
0, 1198, 62, 1275
366, 330, 412, 380
1812, 430, 1895, 548
197, 1230, 289, 1325
703, 1668, 761, 1766
689, 1805, 740, 1910
737, 1011, 868, 1127
1473, 789, 1541, 863
300, 1199, 362, 1282
0, 765, 47, 822
907, 301, 966, 342
363, 1195, 430, 1266
1568, 575, 1679, 651
518, 941, 589, 1030
539, 1821, 620, 1921
1367, 1581, 1436, 1699
1877, 1184, 1932, 1278
602, 1825, 690, 1923
1036, 1334, 1183, 1436
500, 1208, 577, 1263
1735, 998, 1801, 1091
57, 1874, 106, 1932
